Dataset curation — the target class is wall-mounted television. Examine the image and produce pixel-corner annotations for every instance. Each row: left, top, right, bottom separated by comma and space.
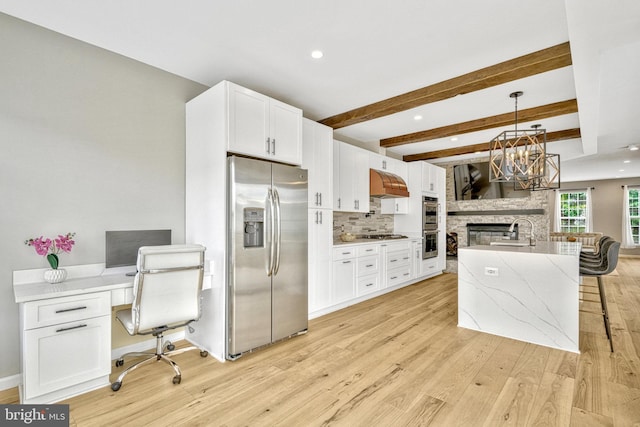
453, 162, 529, 201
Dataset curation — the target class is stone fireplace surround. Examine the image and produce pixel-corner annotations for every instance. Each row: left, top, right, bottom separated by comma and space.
441, 158, 551, 273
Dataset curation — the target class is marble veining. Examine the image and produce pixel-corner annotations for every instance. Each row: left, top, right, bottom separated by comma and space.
458, 242, 580, 353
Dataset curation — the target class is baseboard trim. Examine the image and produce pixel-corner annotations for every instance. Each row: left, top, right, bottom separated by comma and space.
0, 374, 21, 392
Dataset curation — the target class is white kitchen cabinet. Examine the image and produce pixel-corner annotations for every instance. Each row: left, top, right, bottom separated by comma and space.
370, 153, 408, 181
332, 257, 356, 304
302, 119, 333, 209
381, 198, 409, 215
422, 162, 444, 194
21, 291, 111, 404
308, 209, 333, 313
228, 82, 302, 165
356, 244, 381, 296
334, 140, 370, 213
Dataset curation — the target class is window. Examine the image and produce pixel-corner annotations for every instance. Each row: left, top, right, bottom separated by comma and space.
629, 188, 639, 244
559, 191, 590, 233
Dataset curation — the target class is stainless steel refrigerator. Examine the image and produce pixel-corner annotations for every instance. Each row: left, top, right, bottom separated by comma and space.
227, 156, 308, 359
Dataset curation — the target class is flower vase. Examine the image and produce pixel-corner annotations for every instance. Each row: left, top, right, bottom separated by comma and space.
44, 268, 67, 284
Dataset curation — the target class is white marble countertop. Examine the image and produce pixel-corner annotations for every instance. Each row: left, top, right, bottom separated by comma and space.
461, 241, 582, 256
13, 263, 134, 303
334, 236, 421, 247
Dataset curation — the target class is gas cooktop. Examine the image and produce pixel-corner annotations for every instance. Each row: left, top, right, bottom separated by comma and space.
361, 234, 408, 240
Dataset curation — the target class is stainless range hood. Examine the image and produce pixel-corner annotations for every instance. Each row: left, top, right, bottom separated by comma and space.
369, 169, 410, 198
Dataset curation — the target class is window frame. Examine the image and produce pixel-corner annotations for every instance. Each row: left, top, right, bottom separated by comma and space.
629, 188, 639, 245
558, 190, 590, 233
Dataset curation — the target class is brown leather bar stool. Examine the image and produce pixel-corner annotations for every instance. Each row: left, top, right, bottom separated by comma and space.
579, 241, 620, 352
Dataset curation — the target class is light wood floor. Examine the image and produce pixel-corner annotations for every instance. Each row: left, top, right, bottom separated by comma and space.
2, 257, 639, 426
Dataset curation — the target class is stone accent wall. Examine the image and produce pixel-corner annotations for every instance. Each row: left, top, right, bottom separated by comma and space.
442, 157, 551, 273
333, 197, 394, 240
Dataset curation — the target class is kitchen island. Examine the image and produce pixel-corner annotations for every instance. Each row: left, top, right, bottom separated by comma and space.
457, 241, 581, 353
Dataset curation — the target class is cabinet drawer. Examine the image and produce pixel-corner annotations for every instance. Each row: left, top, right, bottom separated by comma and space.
333, 247, 357, 261
356, 244, 379, 257
420, 258, 439, 276
357, 255, 379, 277
23, 291, 111, 330
387, 266, 412, 288
381, 241, 410, 252
357, 274, 380, 296
386, 250, 411, 269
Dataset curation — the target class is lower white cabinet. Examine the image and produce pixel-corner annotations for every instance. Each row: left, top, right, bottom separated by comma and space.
332, 257, 356, 304
20, 291, 111, 403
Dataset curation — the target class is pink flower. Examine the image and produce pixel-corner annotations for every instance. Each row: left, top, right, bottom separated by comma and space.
25, 232, 76, 269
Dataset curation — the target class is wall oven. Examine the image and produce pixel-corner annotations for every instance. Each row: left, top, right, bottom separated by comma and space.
422, 196, 439, 259
423, 230, 439, 259
422, 196, 438, 231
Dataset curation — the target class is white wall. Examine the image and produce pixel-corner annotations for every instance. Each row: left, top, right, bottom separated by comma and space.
0, 13, 207, 379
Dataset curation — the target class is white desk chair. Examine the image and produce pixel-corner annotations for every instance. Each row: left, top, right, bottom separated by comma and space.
111, 244, 207, 391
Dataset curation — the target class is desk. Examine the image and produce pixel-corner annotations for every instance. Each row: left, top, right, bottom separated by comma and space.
13, 263, 134, 404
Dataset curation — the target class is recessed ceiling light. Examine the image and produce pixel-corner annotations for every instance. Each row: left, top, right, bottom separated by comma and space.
619, 169, 625, 172
624, 160, 631, 163
451, 137, 458, 142
629, 144, 639, 151
311, 50, 323, 59
414, 115, 422, 121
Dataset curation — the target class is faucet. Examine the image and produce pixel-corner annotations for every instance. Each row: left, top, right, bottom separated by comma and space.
509, 217, 535, 246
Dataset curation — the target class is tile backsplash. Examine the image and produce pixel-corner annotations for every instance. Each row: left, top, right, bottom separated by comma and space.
333, 197, 394, 240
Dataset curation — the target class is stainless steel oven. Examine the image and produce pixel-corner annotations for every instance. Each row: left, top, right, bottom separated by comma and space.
422, 196, 438, 231
423, 230, 439, 259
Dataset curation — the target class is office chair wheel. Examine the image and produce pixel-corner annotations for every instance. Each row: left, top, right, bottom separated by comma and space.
166, 343, 175, 351
115, 359, 124, 367
200, 351, 208, 357
172, 375, 181, 385
111, 382, 122, 391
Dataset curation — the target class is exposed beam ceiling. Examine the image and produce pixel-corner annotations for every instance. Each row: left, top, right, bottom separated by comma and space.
403, 128, 582, 162
319, 42, 572, 130
380, 99, 578, 147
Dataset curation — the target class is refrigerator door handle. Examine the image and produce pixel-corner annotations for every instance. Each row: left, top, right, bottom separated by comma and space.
267, 188, 276, 276
273, 188, 282, 275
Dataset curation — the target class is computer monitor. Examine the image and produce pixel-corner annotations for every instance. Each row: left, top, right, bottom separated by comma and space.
105, 229, 172, 268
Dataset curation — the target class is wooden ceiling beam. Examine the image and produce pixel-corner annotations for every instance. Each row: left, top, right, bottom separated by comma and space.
319, 42, 572, 129
403, 128, 582, 162
381, 99, 578, 147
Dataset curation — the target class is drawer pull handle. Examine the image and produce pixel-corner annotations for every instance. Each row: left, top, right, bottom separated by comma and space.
55, 306, 87, 314
403, 257, 410, 260
366, 283, 374, 287
403, 273, 410, 276
390, 259, 397, 263
343, 260, 351, 264
390, 276, 398, 280
56, 324, 87, 333
342, 252, 351, 255
366, 249, 373, 252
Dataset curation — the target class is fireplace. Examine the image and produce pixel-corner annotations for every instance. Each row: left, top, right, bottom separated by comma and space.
466, 223, 518, 246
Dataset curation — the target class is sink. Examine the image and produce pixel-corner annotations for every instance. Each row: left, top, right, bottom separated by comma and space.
489, 241, 530, 247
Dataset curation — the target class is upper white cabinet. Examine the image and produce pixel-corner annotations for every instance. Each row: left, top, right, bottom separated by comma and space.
302, 119, 333, 208
370, 153, 408, 181
334, 141, 370, 213
422, 162, 443, 194
228, 82, 302, 165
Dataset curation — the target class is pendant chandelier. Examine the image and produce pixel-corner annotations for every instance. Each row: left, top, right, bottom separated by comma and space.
489, 91, 560, 190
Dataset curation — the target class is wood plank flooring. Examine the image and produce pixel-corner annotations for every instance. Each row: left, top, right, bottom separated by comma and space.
2, 257, 639, 426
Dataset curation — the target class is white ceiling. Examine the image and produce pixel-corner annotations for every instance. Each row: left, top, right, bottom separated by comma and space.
1, 0, 640, 182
